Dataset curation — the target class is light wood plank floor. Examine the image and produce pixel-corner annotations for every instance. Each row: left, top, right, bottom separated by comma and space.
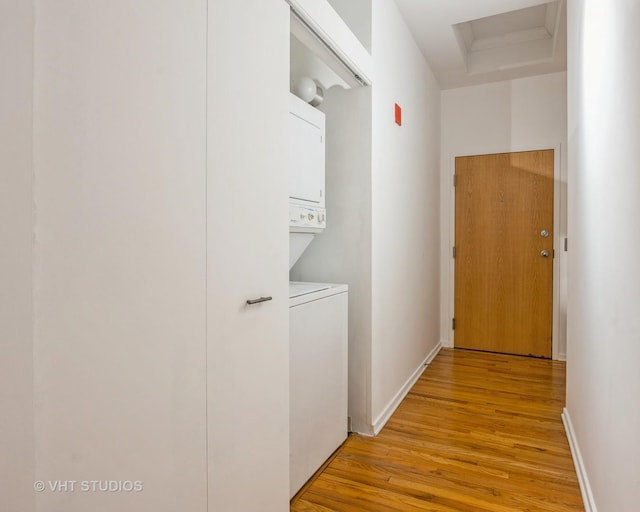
291, 348, 584, 512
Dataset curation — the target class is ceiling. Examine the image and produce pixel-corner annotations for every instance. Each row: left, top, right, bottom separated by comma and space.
393, 0, 567, 89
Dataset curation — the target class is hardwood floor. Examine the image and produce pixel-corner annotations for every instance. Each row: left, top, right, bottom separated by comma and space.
291, 348, 584, 512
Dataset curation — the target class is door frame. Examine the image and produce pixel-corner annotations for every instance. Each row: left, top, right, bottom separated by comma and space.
446, 144, 564, 360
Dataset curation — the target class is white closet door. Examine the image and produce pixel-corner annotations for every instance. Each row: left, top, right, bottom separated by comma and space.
207, 1, 290, 511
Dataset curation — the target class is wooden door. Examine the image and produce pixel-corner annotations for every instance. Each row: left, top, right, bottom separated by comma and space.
454, 150, 554, 357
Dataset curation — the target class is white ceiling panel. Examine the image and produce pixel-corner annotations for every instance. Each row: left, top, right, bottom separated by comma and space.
393, 0, 566, 89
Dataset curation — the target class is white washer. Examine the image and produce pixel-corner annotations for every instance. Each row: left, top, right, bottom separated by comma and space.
289, 281, 348, 498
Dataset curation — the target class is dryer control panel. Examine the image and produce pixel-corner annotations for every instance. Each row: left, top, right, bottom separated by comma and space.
289, 204, 326, 233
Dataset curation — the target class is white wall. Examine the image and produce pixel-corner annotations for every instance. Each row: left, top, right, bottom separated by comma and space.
292, 0, 440, 434
327, 0, 372, 51
565, 1, 640, 510
370, 0, 441, 430
441, 72, 568, 358
33, 2, 207, 510
0, 1, 34, 510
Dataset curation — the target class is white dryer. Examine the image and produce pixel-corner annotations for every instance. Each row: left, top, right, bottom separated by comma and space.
289, 282, 348, 498
288, 93, 326, 270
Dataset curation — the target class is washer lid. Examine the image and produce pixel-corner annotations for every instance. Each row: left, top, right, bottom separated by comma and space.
289, 282, 331, 298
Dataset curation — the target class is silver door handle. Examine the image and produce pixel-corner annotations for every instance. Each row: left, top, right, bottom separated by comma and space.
540, 250, 549, 258
246, 296, 273, 305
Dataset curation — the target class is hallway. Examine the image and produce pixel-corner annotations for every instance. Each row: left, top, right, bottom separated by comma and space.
291, 349, 583, 511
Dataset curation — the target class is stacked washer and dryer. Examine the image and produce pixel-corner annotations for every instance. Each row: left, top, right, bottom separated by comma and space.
288, 92, 349, 498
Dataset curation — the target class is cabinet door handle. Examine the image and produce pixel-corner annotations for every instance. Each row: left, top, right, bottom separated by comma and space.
246, 296, 273, 305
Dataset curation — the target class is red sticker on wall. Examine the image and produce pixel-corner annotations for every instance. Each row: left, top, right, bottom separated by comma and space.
395, 103, 402, 126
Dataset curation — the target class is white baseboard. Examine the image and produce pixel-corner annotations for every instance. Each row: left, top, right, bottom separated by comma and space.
557, 352, 567, 362
440, 338, 453, 348
562, 408, 597, 512
349, 417, 374, 437
372, 342, 442, 435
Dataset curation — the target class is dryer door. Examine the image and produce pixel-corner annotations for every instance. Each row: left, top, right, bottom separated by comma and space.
288, 94, 325, 206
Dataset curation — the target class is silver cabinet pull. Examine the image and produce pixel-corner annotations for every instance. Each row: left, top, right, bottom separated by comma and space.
246, 296, 273, 305
540, 250, 550, 258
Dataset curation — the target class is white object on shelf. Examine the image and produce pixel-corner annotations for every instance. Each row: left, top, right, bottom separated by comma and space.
293, 76, 324, 106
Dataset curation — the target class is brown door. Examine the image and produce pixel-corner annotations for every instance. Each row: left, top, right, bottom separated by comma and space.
454, 150, 554, 358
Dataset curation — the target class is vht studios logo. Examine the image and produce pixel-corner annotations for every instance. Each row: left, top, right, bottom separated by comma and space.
34, 480, 143, 493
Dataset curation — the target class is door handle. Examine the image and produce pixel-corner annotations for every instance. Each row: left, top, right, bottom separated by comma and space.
246, 296, 273, 305
540, 250, 549, 258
